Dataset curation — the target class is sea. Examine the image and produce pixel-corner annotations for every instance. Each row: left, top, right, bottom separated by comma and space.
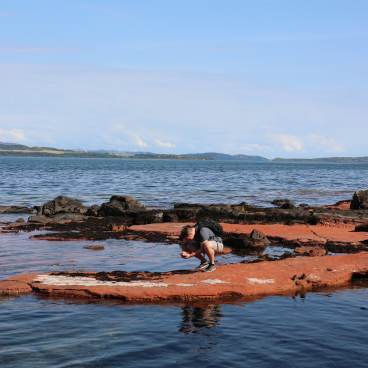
1, 157, 368, 368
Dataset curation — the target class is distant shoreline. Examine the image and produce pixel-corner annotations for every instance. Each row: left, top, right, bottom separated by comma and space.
1, 142, 367, 162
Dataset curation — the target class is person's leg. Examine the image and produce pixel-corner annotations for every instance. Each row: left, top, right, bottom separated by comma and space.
202, 241, 215, 264
187, 243, 207, 263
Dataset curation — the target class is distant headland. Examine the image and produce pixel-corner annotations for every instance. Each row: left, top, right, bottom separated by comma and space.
0, 141, 367, 162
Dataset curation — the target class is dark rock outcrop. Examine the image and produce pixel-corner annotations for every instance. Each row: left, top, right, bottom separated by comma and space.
250, 229, 271, 245
134, 212, 163, 225
223, 233, 266, 251
86, 205, 101, 217
271, 199, 296, 207
28, 213, 87, 223
28, 215, 52, 224
39, 196, 89, 216
351, 190, 368, 210
280, 202, 296, 209
0, 205, 37, 214
355, 222, 368, 232
98, 195, 146, 217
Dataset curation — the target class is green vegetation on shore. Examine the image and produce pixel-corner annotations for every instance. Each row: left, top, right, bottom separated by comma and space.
1, 142, 367, 162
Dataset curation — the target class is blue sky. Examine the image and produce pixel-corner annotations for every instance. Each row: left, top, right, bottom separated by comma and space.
0, 0, 367, 158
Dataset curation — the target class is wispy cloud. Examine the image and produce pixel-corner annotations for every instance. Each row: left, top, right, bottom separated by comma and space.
114, 124, 147, 147
155, 140, 176, 148
0, 129, 27, 142
271, 134, 303, 152
241, 144, 272, 151
310, 135, 345, 153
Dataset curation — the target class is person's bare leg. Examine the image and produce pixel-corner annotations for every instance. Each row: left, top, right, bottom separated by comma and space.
203, 241, 215, 264
187, 244, 206, 262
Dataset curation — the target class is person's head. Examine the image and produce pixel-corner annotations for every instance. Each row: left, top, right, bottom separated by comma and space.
181, 226, 195, 241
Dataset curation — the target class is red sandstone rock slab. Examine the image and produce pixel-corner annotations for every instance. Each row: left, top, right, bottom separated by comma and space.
0, 280, 33, 295
295, 246, 327, 257
129, 223, 368, 243
2, 254, 368, 301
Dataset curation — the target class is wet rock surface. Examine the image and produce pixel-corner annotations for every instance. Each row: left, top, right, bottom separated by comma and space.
0, 205, 36, 214
2, 253, 368, 301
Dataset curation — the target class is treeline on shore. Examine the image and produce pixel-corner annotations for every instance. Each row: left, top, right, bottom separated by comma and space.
1, 142, 367, 162
0, 150, 215, 160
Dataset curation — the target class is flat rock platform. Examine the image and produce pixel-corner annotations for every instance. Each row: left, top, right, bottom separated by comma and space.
2, 253, 368, 302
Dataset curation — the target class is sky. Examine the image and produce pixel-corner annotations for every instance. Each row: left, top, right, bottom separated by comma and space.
0, 0, 367, 158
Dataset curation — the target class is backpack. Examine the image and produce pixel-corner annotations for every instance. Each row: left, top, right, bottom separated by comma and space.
196, 219, 223, 236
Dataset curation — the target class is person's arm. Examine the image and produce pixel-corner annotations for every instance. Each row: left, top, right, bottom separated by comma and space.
181, 246, 203, 259
181, 239, 189, 252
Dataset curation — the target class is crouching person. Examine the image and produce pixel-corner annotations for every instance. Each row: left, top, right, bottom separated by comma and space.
180, 224, 223, 272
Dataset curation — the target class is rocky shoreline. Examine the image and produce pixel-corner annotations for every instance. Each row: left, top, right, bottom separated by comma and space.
1, 190, 368, 301
1, 191, 368, 249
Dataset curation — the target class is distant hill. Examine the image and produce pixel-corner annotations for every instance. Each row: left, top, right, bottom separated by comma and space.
1, 142, 367, 162
71, 148, 155, 155
0, 142, 70, 152
131, 154, 215, 160
188, 152, 269, 161
0, 143, 213, 160
0, 141, 21, 146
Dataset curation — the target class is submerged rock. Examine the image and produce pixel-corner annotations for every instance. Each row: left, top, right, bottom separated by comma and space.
0, 205, 37, 214
84, 245, 105, 250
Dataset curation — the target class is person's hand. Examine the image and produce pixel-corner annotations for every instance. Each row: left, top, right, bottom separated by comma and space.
181, 251, 191, 259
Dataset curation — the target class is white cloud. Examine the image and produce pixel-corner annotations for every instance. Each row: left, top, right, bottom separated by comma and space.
241, 144, 272, 151
310, 135, 345, 153
136, 137, 147, 147
0, 64, 366, 156
114, 124, 147, 147
271, 134, 303, 152
0, 129, 27, 142
155, 140, 176, 148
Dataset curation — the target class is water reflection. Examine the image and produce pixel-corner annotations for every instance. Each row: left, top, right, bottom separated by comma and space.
179, 303, 223, 335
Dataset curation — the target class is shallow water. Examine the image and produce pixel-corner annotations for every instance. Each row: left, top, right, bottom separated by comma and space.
1, 288, 368, 368
1, 158, 368, 367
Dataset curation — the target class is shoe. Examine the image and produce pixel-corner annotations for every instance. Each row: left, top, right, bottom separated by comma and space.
204, 264, 216, 272
195, 261, 209, 270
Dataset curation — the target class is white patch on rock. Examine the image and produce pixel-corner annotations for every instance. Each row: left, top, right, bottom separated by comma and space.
35, 275, 169, 288
246, 278, 275, 284
200, 279, 229, 284
175, 283, 196, 287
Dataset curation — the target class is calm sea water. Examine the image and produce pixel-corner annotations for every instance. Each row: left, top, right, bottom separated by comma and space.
1, 158, 368, 367
1, 157, 367, 208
